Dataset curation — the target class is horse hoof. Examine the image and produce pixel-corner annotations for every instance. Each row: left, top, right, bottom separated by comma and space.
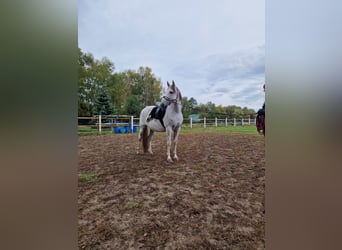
167, 157, 173, 163
173, 156, 179, 161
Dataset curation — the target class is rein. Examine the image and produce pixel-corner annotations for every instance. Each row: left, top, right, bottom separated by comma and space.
162, 95, 181, 105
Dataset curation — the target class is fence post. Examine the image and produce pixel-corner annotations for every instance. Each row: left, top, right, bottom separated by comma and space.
225, 117, 227, 126
233, 118, 236, 127
190, 117, 193, 129
215, 117, 217, 127
204, 117, 206, 128
248, 117, 251, 125
99, 115, 102, 133
241, 118, 244, 126
130, 116, 134, 133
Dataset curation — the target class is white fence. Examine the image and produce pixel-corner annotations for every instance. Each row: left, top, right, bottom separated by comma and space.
78, 116, 256, 134
186, 117, 256, 128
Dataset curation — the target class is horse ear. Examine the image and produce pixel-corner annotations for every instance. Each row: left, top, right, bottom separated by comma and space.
167, 81, 170, 87
172, 80, 175, 86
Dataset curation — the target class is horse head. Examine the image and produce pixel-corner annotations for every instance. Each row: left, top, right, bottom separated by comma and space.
165, 80, 182, 103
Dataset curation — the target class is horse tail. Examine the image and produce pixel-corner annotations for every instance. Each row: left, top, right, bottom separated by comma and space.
142, 126, 149, 153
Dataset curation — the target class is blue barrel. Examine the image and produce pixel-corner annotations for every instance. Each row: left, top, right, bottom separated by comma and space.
119, 127, 126, 133
133, 126, 137, 133
114, 127, 120, 134
124, 126, 131, 133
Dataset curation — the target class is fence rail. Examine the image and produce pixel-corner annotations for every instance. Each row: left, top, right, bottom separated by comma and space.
78, 116, 257, 135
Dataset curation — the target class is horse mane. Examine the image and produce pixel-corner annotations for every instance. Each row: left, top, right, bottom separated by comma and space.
176, 87, 182, 103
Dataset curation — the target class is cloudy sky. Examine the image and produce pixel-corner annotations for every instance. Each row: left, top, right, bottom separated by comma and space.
78, 0, 265, 111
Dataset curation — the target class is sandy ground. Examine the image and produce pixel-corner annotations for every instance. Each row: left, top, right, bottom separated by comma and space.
78, 132, 265, 249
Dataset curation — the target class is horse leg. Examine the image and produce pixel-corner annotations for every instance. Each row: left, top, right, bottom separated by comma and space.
147, 130, 154, 154
137, 126, 144, 154
166, 127, 173, 162
173, 125, 181, 160
137, 125, 149, 153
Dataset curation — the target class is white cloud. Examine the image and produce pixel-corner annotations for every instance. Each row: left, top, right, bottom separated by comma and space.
78, 0, 265, 110
168, 45, 265, 110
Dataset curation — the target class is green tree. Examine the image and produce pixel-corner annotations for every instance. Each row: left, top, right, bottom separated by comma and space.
225, 105, 245, 118
78, 48, 115, 116
187, 97, 199, 115
137, 66, 162, 106
78, 48, 95, 116
120, 67, 162, 111
107, 73, 130, 114
125, 95, 142, 116
197, 103, 209, 118
181, 97, 190, 118
216, 105, 226, 118
93, 88, 114, 115
188, 97, 198, 110
206, 101, 216, 119
244, 107, 257, 119
233, 107, 244, 118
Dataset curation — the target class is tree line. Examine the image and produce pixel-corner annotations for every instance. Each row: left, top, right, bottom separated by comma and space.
78, 48, 257, 119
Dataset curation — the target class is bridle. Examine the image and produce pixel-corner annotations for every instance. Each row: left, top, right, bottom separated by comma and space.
162, 95, 181, 105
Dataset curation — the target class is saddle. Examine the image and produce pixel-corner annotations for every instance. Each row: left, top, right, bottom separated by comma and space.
147, 102, 168, 127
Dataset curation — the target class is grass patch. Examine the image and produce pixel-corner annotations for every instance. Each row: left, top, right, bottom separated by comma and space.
78, 126, 113, 136
124, 201, 140, 210
181, 125, 258, 134
164, 170, 178, 176
78, 124, 258, 136
79, 171, 100, 182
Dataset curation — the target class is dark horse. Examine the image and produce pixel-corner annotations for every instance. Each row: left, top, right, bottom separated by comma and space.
256, 84, 265, 136
256, 103, 265, 136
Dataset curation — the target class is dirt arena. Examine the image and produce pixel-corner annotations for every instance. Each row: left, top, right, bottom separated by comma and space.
78, 132, 265, 249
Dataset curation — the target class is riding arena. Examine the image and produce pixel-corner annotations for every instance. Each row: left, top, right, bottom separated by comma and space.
78, 82, 265, 249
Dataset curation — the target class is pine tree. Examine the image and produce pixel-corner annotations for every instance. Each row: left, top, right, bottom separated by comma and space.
125, 95, 142, 116
93, 88, 114, 115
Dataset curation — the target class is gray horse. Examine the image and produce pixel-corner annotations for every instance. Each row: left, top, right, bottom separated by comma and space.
138, 81, 183, 162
